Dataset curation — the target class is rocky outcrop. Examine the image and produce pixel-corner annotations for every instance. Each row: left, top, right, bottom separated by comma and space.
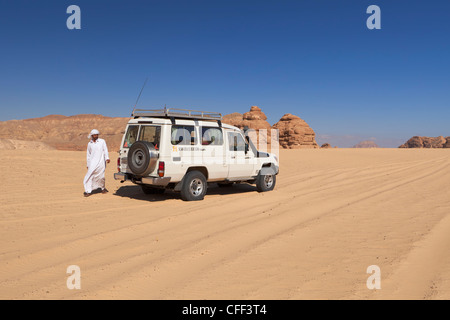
272, 114, 319, 149
223, 107, 319, 149
445, 137, 450, 148
223, 106, 273, 146
321, 143, 332, 149
353, 140, 380, 148
222, 112, 244, 128
223, 107, 271, 129
399, 136, 449, 148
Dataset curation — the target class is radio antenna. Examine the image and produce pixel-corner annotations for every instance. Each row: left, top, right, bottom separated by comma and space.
131, 77, 148, 116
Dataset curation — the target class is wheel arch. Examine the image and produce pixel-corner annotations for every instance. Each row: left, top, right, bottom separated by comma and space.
185, 166, 209, 180
260, 162, 277, 176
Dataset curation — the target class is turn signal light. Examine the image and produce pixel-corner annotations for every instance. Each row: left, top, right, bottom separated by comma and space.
117, 157, 120, 172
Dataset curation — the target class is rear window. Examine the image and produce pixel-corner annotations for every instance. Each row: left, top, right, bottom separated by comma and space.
123, 125, 139, 148
139, 126, 161, 149
171, 126, 197, 145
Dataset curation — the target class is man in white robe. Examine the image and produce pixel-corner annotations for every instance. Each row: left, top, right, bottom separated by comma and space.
83, 129, 110, 197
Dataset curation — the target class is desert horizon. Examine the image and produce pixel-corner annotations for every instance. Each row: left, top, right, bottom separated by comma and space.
1, 110, 448, 151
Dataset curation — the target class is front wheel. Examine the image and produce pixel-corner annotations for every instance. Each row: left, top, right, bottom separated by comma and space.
180, 171, 207, 201
256, 173, 276, 192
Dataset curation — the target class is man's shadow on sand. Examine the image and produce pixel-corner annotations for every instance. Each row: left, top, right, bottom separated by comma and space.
113, 183, 257, 202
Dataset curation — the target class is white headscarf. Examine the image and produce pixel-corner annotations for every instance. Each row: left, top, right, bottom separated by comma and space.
88, 129, 100, 139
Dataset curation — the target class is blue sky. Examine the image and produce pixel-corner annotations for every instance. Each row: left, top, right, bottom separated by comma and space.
1, 0, 449, 147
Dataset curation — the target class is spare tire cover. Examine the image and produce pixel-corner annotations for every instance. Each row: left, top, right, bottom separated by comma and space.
127, 141, 158, 176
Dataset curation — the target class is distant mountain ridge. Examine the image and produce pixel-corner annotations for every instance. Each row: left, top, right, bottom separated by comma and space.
353, 140, 379, 148
0, 114, 129, 151
0, 138, 55, 150
0, 107, 320, 151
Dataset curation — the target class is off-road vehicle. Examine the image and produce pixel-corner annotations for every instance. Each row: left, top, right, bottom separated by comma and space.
114, 108, 279, 201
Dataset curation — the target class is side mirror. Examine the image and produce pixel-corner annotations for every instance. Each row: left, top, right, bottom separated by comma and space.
245, 143, 249, 154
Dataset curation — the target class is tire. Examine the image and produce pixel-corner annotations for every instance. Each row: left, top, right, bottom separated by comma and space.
127, 141, 158, 176
256, 173, 276, 192
141, 185, 165, 194
180, 171, 207, 201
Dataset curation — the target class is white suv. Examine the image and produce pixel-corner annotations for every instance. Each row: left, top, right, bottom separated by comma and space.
114, 108, 279, 201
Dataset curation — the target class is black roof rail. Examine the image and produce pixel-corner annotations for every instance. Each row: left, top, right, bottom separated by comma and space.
132, 107, 222, 126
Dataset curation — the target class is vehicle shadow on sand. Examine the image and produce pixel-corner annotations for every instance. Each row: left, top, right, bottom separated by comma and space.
113, 183, 257, 202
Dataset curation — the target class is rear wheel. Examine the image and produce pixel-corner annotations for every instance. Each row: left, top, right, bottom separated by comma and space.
180, 171, 207, 201
141, 185, 165, 194
256, 173, 276, 192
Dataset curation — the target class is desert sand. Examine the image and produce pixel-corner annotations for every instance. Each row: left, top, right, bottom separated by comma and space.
1, 148, 450, 300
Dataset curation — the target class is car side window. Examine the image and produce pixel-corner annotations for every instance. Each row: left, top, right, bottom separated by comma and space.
171, 126, 196, 145
123, 125, 139, 148
202, 127, 223, 145
228, 132, 246, 151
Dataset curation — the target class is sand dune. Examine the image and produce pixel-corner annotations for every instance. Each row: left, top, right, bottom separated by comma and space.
0, 149, 449, 299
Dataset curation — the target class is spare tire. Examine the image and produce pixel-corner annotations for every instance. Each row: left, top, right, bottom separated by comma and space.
127, 141, 158, 176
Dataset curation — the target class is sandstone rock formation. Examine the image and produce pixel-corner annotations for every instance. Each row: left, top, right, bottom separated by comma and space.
223, 106, 273, 147
353, 140, 380, 148
223, 107, 319, 149
321, 143, 332, 148
399, 136, 450, 148
445, 137, 450, 148
222, 112, 244, 128
272, 114, 319, 149
0, 114, 129, 151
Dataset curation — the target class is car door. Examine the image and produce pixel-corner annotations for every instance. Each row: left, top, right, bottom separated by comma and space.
226, 131, 256, 180
200, 126, 228, 180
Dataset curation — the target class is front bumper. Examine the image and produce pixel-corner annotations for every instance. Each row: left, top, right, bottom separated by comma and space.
114, 172, 171, 186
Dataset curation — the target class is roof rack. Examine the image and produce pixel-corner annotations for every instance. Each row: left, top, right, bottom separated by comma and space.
132, 107, 222, 124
